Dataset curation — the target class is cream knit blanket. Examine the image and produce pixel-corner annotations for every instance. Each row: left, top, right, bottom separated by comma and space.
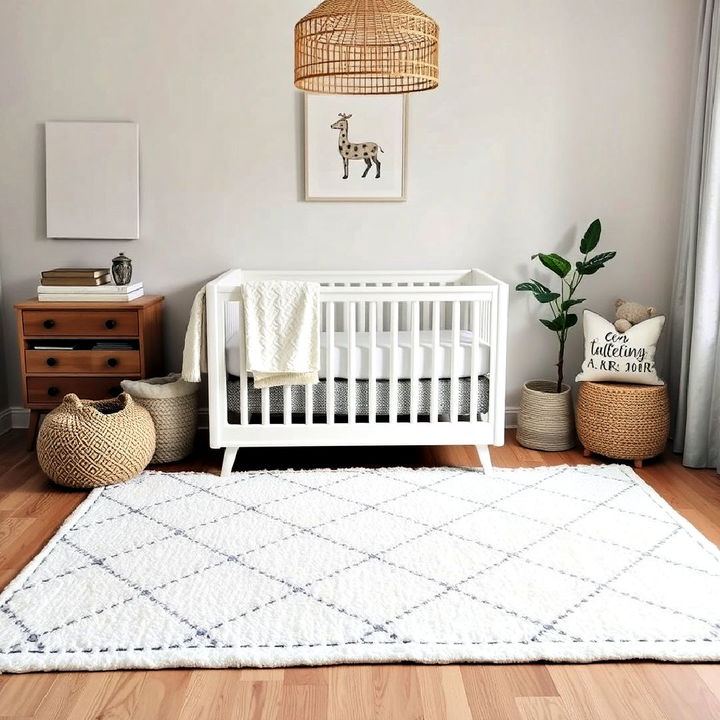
241, 281, 320, 388
181, 287, 207, 383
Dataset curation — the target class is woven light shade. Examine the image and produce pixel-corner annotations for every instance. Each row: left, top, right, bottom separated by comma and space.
294, 0, 439, 95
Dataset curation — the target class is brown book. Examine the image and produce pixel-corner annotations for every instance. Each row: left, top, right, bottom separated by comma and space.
40, 274, 111, 287
41, 268, 110, 279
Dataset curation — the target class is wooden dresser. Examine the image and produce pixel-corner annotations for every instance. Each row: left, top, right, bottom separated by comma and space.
15, 295, 164, 447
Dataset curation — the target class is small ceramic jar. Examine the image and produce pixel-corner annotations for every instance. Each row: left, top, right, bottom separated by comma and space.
111, 253, 133, 285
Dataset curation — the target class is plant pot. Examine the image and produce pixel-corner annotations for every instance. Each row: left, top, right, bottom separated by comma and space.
517, 380, 575, 451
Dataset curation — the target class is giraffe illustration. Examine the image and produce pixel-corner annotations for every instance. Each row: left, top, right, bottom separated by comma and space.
330, 113, 384, 180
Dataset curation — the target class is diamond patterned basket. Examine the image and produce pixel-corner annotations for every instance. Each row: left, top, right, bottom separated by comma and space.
37, 393, 156, 488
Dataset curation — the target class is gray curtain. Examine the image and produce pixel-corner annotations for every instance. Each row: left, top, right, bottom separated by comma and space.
668, 0, 720, 471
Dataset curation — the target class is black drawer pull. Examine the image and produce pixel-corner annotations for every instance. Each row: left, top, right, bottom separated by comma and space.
47, 386, 60, 397
46, 357, 57, 367
108, 386, 122, 397
43, 319, 55, 329
107, 357, 119, 368
105, 319, 117, 329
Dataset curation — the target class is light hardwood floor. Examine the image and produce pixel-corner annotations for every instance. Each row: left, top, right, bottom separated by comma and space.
0, 429, 719, 720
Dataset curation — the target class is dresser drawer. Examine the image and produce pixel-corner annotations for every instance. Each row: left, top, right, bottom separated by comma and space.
23, 310, 139, 337
25, 350, 141, 375
27, 376, 133, 405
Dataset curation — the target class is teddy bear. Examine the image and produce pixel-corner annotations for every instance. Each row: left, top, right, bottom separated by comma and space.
614, 298, 656, 333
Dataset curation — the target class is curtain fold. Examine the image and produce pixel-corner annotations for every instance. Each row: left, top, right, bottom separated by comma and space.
668, 0, 720, 472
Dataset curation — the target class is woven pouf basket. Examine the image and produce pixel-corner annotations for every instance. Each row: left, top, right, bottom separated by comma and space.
576, 381, 669, 466
121, 374, 200, 464
37, 393, 156, 488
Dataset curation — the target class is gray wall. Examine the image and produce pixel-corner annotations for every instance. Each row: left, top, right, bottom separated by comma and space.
0, 0, 701, 413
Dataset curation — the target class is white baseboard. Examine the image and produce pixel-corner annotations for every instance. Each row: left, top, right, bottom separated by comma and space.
3, 405, 518, 435
2, 407, 31, 431
0, 408, 13, 435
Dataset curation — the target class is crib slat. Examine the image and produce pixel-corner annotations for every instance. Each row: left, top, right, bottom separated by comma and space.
488, 292, 499, 427
305, 383, 313, 425
421, 283, 431, 330
389, 301, 399, 423
261, 386, 270, 425
430, 301, 440, 422
358, 284, 366, 333
470, 300, 480, 423
347, 301, 357, 424
238, 302, 248, 425
283, 385, 292, 425
326, 301, 335, 424
410, 300, 420, 423
450, 301, 460, 423
368, 301, 377, 424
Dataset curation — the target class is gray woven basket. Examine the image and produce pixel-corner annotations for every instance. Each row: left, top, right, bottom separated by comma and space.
517, 380, 575, 451
121, 374, 200, 464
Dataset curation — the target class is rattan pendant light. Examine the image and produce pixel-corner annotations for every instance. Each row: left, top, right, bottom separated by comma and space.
294, 0, 439, 95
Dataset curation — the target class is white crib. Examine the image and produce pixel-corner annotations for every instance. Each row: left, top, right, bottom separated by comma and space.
206, 269, 508, 476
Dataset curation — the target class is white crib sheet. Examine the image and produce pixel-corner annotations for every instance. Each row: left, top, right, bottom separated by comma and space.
226, 330, 490, 380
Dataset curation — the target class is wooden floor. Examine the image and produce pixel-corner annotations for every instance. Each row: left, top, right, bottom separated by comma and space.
0, 430, 719, 720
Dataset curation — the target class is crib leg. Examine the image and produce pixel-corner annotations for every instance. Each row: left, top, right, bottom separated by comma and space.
476, 445, 493, 474
221, 447, 239, 477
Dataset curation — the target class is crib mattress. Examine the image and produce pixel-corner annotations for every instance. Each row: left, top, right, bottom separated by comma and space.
225, 330, 491, 381
227, 375, 490, 419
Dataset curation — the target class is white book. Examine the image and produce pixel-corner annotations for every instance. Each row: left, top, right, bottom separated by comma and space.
38, 290, 145, 303
37, 281, 143, 294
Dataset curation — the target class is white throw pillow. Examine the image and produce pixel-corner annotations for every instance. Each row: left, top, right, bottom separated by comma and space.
575, 310, 665, 385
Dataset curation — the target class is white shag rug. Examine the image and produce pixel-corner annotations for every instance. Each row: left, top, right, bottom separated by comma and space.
1, 464, 720, 672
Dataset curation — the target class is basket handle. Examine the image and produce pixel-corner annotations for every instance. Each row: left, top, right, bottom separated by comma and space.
61, 393, 84, 411
61, 392, 134, 417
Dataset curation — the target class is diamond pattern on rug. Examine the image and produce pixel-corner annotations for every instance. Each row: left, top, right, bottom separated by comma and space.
390, 589, 542, 644
1, 464, 720, 671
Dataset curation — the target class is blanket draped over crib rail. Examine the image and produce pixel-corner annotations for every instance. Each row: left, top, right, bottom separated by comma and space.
181, 281, 320, 388
181, 287, 207, 383
241, 281, 320, 388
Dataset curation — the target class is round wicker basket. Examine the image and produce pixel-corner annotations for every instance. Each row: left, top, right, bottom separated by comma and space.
517, 380, 575, 451
37, 393, 155, 488
121, 374, 199, 464
576, 381, 669, 464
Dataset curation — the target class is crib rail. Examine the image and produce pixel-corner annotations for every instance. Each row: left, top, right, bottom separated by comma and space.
206, 270, 507, 452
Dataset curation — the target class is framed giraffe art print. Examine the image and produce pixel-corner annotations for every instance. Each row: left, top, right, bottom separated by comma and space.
304, 94, 407, 202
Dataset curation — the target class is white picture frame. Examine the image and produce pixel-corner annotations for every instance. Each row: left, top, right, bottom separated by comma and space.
45, 121, 139, 239
305, 94, 407, 202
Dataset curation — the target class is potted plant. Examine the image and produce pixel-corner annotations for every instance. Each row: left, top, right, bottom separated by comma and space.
515, 219, 616, 450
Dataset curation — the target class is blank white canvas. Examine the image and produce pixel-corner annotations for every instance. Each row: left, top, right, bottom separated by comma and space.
45, 122, 139, 239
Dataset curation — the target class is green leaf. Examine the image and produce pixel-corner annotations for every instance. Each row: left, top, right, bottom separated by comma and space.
561, 297, 586, 311
563, 313, 578, 329
532, 253, 571, 278
516, 281, 559, 303
535, 292, 560, 304
531, 278, 552, 293
540, 317, 564, 332
540, 313, 578, 332
576, 251, 617, 275
579, 219, 602, 254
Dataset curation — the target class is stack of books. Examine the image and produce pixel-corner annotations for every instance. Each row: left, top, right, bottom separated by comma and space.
41, 268, 111, 287
38, 268, 144, 302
